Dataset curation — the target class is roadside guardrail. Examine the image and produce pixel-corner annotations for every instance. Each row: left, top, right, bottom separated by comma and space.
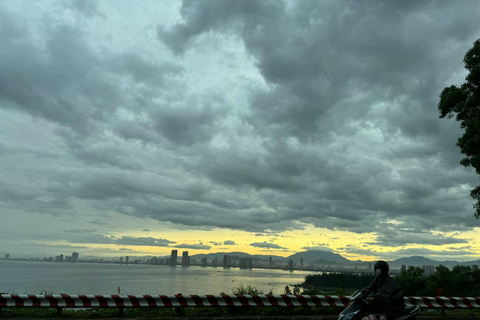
1, 294, 479, 314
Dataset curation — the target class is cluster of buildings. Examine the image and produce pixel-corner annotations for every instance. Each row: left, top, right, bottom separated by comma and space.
51, 252, 80, 262
115, 250, 309, 271
119, 250, 193, 266
1, 250, 445, 275
400, 264, 436, 275
1, 252, 81, 262
2, 252, 81, 262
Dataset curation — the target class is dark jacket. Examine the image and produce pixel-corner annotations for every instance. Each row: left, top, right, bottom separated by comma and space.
362, 274, 404, 307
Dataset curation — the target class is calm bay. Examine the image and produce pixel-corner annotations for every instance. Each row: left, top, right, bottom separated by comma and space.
0, 260, 316, 295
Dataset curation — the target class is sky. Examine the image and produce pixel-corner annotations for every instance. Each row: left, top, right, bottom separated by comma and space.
1, 0, 480, 262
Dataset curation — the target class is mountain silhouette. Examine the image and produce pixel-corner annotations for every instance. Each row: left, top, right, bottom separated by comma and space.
189, 251, 480, 268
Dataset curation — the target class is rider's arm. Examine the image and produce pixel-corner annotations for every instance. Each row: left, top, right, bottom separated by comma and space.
361, 278, 376, 295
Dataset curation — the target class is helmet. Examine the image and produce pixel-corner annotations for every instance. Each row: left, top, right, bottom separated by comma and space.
374, 260, 389, 275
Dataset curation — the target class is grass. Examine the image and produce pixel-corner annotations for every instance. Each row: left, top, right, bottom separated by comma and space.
231, 283, 271, 295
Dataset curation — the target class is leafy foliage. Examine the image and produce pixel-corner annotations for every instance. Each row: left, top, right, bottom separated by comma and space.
438, 39, 480, 218
396, 265, 480, 296
394, 266, 427, 296
303, 272, 375, 290
304, 266, 480, 297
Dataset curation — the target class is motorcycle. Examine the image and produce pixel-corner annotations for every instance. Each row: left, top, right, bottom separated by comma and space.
338, 290, 420, 320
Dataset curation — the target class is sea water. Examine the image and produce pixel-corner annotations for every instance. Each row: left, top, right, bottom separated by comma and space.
0, 260, 318, 295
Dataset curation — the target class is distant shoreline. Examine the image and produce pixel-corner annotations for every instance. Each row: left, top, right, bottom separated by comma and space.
0, 258, 380, 274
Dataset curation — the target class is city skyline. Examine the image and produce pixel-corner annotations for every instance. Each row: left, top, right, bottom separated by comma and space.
2, 250, 474, 283
1, 1, 480, 262
2, 249, 479, 271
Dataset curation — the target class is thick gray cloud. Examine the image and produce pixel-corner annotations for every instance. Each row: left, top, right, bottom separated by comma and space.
1, 0, 480, 259
250, 241, 286, 250
372, 232, 468, 247
157, 0, 480, 233
173, 244, 212, 250
63, 234, 177, 247
340, 245, 478, 261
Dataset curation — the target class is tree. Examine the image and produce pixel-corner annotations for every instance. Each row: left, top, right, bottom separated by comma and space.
438, 39, 480, 218
396, 266, 426, 296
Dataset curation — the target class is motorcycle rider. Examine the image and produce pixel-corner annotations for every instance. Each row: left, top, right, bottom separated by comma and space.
361, 261, 404, 320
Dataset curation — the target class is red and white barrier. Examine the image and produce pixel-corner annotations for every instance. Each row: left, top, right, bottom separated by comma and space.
405, 296, 480, 309
0, 294, 479, 309
0, 294, 346, 308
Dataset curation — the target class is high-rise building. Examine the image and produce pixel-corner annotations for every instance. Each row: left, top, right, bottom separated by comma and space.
125, 256, 129, 264
182, 251, 189, 265
120, 257, 124, 263
5, 254, 10, 259
239, 257, 246, 268
288, 259, 294, 270
269, 257, 273, 267
246, 257, 253, 268
71, 252, 79, 262
223, 255, 231, 267
170, 250, 178, 266
212, 257, 218, 267
401, 264, 406, 273
300, 258, 304, 267
201, 257, 208, 267
422, 265, 435, 275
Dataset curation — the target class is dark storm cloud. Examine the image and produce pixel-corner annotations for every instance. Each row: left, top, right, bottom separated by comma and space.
250, 241, 286, 249
150, 99, 227, 146
392, 248, 475, 258
372, 232, 468, 246
0, 6, 183, 137
40, 244, 90, 250
160, 1, 480, 140
115, 236, 176, 247
65, 0, 105, 18
64, 229, 98, 234
173, 243, 212, 250
341, 246, 477, 260
1, 0, 480, 257
63, 233, 176, 247
157, 0, 480, 237
0, 24, 111, 133
223, 240, 236, 245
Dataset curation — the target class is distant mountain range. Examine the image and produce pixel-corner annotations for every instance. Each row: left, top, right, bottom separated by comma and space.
190, 250, 480, 269
387, 255, 480, 269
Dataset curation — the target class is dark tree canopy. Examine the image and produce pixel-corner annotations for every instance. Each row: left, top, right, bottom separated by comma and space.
438, 39, 480, 219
